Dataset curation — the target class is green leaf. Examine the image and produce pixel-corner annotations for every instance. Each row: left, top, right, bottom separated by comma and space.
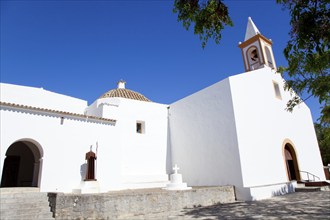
173, 0, 233, 48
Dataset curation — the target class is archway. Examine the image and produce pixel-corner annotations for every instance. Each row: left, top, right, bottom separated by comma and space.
246, 46, 261, 70
1, 140, 43, 187
284, 143, 300, 181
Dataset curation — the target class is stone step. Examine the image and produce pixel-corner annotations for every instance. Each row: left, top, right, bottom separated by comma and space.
320, 185, 330, 191
0, 213, 54, 220
0, 202, 51, 211
0, 191, 48, 198
304, 181, 330, 187
295, 187, 321, 192
0, 207, 52, 216
295, 181, 330, 192
0, 208, 53, 219
0, 187, 40, 194
0, 211, 52, 218
0, 189, 54, 219
0, 196, 49, 205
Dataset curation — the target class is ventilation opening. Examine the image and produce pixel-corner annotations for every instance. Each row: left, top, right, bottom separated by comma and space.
136, 121, 145, 134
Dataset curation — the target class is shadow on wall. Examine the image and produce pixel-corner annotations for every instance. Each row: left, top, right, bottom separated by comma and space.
166, 115, 173, 176
80, 163, 87, 181
272, 182, 296, 197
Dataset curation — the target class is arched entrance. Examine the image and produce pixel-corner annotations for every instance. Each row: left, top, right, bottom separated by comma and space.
1, 140, 43, 187
284, 143, 300, 181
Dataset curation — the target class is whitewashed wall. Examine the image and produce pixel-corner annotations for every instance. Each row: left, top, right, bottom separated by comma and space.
87, 97, 170, 188
0, 83, 117, 192
1, 83, 169, 192
0, 109, 117, 192
229, 67, 325, 199
169, 78, 251, 200
169, 67, 324, 200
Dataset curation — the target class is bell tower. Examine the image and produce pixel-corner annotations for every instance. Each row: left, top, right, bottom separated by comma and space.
238, 17, 276, 72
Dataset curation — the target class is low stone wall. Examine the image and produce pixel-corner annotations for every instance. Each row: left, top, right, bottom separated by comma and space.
48, 186, 236, 219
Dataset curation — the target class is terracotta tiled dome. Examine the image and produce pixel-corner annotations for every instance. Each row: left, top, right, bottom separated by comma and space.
99, 80, 151, 102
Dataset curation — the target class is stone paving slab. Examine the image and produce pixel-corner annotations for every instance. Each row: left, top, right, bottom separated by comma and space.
132, 191, 330, 220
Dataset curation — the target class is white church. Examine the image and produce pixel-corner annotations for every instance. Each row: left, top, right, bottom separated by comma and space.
0, 18, 326, 201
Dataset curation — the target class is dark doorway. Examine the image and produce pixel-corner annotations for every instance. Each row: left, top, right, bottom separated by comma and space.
1, 141, 42, 187
287, 160, 297, 180
284, 144, 300, 181
1, 156, 20, 187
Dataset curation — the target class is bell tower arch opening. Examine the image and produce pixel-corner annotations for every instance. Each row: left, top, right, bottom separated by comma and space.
1, 140, 43, 188
246, 46, 261, 70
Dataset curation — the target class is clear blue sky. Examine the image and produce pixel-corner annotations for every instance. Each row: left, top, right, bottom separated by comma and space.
0, 0, 322, 122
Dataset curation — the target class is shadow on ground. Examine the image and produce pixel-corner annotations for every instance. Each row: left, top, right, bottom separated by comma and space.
179, 191, 330, 219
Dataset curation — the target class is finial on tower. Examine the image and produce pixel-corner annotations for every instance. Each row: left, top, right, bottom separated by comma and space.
244, 17, 260, 41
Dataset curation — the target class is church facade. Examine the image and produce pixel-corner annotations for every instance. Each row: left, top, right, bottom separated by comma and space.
0, 18, 325, 200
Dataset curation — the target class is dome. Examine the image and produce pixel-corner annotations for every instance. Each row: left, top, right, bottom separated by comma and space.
99, 80, 151, 102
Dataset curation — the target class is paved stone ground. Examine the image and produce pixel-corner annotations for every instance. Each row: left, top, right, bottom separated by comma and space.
128, 191, 330, 220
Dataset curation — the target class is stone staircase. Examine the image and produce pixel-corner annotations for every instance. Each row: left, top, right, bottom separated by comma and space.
0, 188, 54, 220
295, 181, 330, 192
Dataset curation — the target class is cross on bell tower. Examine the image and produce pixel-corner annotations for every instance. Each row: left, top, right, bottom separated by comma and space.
238, 17, 277, 72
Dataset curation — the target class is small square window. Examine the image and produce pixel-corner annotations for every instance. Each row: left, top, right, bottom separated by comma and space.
136, 121, 145, 134
273, 81, 282, 99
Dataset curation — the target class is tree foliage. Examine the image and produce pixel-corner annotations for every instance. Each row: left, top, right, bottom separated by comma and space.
314, 123, 330, 165
173, 0, 233, 48
276, 0, 330, 125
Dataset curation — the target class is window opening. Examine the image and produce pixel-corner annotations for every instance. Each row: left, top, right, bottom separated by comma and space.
136, 121, 145, 134
273, 81, 282, 99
